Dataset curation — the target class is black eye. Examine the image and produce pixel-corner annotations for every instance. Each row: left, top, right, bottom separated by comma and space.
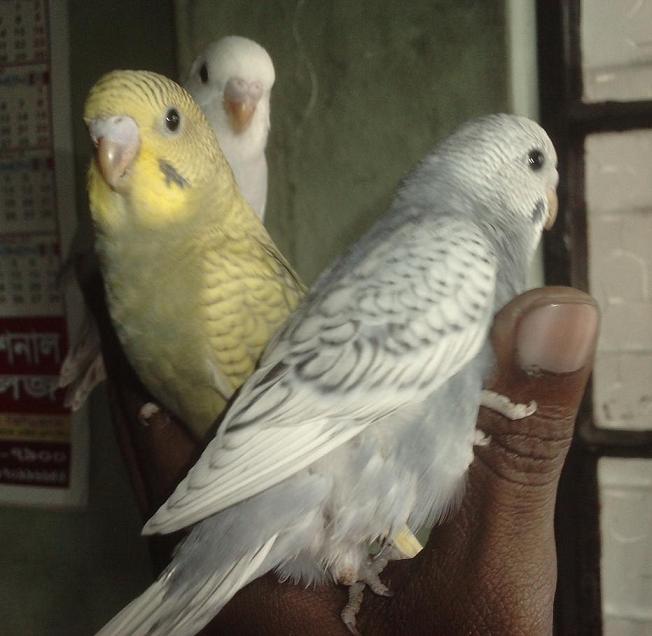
528, 149, 545, 171
165, 108, 180, 132
199, 62, 208, 84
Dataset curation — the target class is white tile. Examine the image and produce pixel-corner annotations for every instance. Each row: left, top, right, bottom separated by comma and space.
590, 247, 648, 306
604, 617, 652, 636
599, 302, 652, 353
594, 352, 652, 429
582, 0, 652, 102
586, 131, 652, 429
599, 459, 652, 633
585, 132, 652, 215
589, 213, 652, 304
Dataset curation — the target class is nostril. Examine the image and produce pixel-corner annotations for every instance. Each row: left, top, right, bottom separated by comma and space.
89, 115, 139, 148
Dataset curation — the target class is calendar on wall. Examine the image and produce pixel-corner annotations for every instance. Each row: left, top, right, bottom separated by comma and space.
0, 0, 88, 507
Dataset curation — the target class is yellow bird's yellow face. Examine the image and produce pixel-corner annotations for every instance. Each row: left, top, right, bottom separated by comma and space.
84, 70, 233, 231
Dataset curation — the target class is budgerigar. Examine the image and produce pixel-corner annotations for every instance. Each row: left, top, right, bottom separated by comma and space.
96, 113, 559, 635
81, 69, 302, 442
59, 35, 275, 412
184, 35, 274, 221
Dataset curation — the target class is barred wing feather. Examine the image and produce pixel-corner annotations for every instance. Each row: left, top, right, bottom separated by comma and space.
144, 217, 496, 535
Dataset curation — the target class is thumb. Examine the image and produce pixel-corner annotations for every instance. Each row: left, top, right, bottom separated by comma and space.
478, 286, 599, 492
452, 286, 599, 633
384, 287, 600, 636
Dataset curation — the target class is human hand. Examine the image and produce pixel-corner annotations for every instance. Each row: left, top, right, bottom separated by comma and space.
101, 285, 599, 634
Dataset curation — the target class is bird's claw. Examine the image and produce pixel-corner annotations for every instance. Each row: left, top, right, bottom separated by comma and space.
480, 389, 537, 420
339, 554, 394, 633
138, 402, 162, 426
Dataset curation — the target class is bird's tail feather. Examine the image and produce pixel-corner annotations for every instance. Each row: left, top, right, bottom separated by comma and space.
95, 575, 167, 636
96, 533, 278, 636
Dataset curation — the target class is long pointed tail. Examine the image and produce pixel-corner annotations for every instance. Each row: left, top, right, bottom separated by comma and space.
96, 534, 278, 636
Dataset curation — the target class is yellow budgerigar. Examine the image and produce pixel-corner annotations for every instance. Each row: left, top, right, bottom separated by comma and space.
83, 69, 304, 441
86, 72, 422, 623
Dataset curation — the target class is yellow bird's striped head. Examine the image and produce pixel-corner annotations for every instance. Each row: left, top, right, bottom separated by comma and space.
84, 70, 236, 232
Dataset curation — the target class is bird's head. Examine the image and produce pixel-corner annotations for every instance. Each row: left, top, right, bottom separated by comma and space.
404, 114, 559, 257
84, 69, 233, 231
184, 36, 275, 140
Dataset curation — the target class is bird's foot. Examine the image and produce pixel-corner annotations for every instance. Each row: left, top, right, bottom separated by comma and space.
341, 581, 365, 635
480, 389, 537, 420
138, 402, 167, 426
473, 428, 491, 446
339, 554, 393, 634
365, 554, 393, 596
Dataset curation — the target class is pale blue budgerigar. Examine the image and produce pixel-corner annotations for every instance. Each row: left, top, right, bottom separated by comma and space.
97, 113, 559, 636
59, 35, 275, 412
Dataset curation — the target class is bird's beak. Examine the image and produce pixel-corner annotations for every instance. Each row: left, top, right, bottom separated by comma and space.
88, 115, 140, 191
545, 188, 558, 230
223, 77, 263, 134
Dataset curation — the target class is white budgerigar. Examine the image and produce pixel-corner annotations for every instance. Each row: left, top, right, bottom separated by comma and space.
97, 114, 559, 636
184, 35, 275, 221
59, 36, 275, 411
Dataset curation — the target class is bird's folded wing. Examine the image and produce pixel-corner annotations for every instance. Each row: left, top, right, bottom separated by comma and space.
144, 216, 497, 535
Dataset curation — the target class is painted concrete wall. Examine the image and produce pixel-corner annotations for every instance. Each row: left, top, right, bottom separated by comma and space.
176, 0, 509, 283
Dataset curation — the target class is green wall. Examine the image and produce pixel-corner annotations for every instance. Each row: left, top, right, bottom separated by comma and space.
1, 1, 509, 633
177, 0, 508, 283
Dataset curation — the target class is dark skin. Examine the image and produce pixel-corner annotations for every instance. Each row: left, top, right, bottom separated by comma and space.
92, 274, 598, 635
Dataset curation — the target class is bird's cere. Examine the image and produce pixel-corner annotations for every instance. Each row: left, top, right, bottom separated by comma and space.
88, 115, 140, 190
223, 76, 262, 133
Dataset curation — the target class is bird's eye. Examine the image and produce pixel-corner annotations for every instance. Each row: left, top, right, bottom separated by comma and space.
199, 62, 208, 84
165, 108, 180, 132
528, 149, 545, 171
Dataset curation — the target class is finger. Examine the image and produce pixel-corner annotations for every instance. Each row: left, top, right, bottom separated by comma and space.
478, 286, 599, 494
81, 266, 201, 514
111, 379, 199, 512
105, 357, 200, 573
455, 287, 599, 633
434, 287, 598, 633
367, 287, 599, 635
210, 572, 349, 635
